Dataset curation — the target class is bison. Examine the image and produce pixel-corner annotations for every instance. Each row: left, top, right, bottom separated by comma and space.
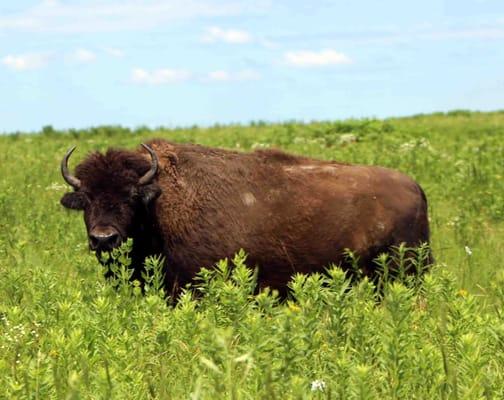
60, 140, 432, 296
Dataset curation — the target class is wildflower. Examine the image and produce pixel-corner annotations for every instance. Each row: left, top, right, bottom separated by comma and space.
311, 379, 326, 392
446, 216, 460, 227
49, 350, 59, 358
46, 182, 66, 191
400, 137, 431, 153
399, 142, 415, 152
251, 142, 270, 149
287, 302, 301, 313
339, 133, 357, 145
457, 289, 468, 298
464, 246, 472, 256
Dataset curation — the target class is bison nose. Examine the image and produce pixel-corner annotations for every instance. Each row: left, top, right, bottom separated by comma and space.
89, 228, 120, 251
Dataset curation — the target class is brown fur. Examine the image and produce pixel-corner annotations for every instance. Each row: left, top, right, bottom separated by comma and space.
61, 140, 432, 296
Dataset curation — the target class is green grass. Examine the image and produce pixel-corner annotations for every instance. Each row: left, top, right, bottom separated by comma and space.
1, 111, 504, 398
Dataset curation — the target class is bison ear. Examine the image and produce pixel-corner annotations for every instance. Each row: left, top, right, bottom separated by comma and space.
60, 192, 87, 210
139, 184, 161, 206
165, 151, 178, 166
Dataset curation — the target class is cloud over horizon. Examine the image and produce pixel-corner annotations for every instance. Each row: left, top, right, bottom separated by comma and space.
131, 68, 192, 84
206, 69, 261, 81
71, 48, 97, 63
0, 0, 269, 34
103, 47, 125, 58
131, 67, 262, 84
1, 52, 50, 71
283, 49, 353, 67
201, 26, 253, 44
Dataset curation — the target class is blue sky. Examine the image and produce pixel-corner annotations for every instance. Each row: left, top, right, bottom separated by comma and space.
1, 0, 503, 132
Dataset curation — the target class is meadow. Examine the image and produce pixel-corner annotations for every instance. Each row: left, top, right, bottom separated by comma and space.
0, 110, 503, 398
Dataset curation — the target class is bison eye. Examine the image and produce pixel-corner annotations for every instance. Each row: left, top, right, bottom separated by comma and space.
60, 192, 88, 210
138, 184, 162, 206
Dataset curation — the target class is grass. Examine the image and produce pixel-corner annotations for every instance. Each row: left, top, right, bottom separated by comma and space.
1, 110, 503, 398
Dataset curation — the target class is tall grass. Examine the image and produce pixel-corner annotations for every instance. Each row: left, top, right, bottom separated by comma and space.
1, 110, 503, 397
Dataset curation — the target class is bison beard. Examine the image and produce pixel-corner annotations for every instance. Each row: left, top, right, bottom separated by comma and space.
60, 140, 432, 297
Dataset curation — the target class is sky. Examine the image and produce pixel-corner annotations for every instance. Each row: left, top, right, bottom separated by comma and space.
1, 0, 503, 132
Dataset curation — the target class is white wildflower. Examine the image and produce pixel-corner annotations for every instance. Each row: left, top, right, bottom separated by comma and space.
251, 142, 270, 149
418, 137, 430, 148
399, 141, 415, 152
464, 246, 472, 256
311, 379, 326, 392
400, 137, 431, 153
339, 133, 357, 145
46, 182, 67, 191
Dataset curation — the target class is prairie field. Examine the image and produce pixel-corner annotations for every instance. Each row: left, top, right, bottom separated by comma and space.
0, 110, 503, 398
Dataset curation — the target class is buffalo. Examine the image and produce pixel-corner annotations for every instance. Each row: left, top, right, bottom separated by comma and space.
60, 140, 432, 296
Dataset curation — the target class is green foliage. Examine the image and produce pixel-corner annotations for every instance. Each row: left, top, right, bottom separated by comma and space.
1, 111, 503, 398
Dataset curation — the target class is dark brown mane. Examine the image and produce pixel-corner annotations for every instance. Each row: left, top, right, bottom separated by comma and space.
75, 150, 152, 191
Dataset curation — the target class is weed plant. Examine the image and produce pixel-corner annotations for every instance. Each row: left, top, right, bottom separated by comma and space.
1, 111, 503, 398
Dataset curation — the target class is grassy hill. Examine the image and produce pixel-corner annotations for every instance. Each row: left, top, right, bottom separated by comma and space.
1, 111, 503, 398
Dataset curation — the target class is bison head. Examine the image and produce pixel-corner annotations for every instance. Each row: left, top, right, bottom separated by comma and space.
60, 144, 161, 256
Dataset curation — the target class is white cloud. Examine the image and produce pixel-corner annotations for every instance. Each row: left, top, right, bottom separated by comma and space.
0, 1, 269, 33
131, 67, 260, 84
207, 69, 261, 81
421, 28, 504, 40
41, 0, 59, 6
284, 49, 352, 67
201, 26, 253, 44
1, 52, 49, 70
238, 69, 261, 80
131, 68, 192, 85
207, 70, 230, 81
71, 48, 96, 63
259, 38, 278, 49
104, 47, 125, 58
270, 23, 504, 48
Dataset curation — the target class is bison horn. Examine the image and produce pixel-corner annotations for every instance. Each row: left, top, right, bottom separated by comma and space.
61, 146, 82, 190
138, 144, 159, 185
